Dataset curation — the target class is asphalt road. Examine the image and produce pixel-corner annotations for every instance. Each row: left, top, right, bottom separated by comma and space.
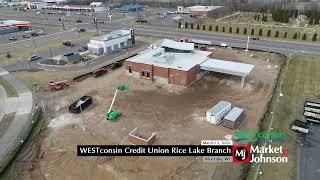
2, 41, 147, 72
299, 124, 320, 180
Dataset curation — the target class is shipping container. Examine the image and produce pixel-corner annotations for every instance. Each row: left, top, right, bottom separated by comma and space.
69, 96, 93, 114
223, 107, 245, 129
206, 101, 231, 124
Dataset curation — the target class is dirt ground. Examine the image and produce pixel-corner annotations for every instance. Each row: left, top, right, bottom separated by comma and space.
10, 49, 283, 180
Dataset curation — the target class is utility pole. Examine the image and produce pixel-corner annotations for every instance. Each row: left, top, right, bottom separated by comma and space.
32, 36, 36, 49
245, 35, 249, 54
94, 17, 99, 36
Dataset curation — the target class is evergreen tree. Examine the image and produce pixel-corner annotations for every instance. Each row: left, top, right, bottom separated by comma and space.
185, 22, 188, 29
222, 26, 225, 32
293, 33, 298, 39
191, 23, 194, 29
259, 29, 263, 36
267, 30, 271, 37
243, 28, 247, 35
202, 25, 205, 30
209, 25, 212, 31
312, 33, 318, 41
284, 32, 288, 38
275, 31, 279, 38
229, 27, 232, 33
236, 27, 240, 34
197, 24, 200, 30
215, 26, 219, 32
302, 33, 307, 40
251, 29, 255, 35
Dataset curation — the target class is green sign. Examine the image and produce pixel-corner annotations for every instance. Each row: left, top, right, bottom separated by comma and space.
234, 130, 287, 143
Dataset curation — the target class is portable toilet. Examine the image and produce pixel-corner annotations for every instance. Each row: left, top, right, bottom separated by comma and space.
206, 101, 231, 124
223, 107, 245, 129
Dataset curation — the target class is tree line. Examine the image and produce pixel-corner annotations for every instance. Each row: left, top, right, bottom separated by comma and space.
305, 10, 320, 25
180, 22, 318, 41
271, 9, 298, 23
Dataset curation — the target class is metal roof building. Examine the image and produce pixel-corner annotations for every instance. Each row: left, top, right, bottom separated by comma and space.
120, 4, 144, 12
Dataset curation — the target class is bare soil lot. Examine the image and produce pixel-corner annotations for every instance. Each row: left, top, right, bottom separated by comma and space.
11, 49, 283, 180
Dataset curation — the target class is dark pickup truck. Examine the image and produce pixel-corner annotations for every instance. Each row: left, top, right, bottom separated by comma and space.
69, 96, 93, 114
62, 41, 74, 47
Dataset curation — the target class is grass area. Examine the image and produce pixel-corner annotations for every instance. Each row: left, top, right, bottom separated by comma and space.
0, 77, 17, 97
12, 70, 82, 89
247, 54, 320, 180
0, 32, 96, 66
0, 113, 15, 138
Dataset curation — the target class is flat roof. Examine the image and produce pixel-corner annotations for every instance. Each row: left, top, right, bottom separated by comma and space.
162, 39, 194, 51
126, 47, 211, 71
91, 29, 131, 41
207, 101, 231, 115
200, 58, 254, 77
187, 5, 223, 12
0, 20, 31, 26
224, 107, 244, 122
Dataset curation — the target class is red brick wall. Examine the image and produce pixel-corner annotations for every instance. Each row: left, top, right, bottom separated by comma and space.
125, 61, 201, 87
128, 134, 156, 145
168, 68, 188, 86
124, 61, 153, 80
153, 66, 168, 79
186, 65, 201, 85
191, 11, 208, 17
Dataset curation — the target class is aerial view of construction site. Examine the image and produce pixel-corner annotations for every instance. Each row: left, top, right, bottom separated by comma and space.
0, 0, 320, 180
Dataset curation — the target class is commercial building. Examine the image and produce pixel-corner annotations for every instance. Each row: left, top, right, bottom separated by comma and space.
52, 53, 81, 65
120, 4, 144, 12
0, 20, 32, 35
45, 3, 106, 12
125, 39, 254, 87
87, 29, 135, 55
187, 5, 224, 17
27, 1, 47, 9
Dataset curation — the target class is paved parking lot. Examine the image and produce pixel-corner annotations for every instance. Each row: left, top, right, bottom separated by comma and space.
299, 124, 320, 180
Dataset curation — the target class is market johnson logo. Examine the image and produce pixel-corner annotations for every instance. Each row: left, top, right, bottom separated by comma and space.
232, 145, 251, 163
232, 145, 288, 163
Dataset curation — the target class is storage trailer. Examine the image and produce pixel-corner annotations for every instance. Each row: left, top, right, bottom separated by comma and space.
206, 101, 231, 124
223, 107, 245, 129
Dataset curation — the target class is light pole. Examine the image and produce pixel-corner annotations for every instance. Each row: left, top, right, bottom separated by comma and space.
245, 35, 249, 54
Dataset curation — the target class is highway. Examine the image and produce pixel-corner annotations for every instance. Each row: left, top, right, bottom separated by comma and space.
1, 23, 320, 56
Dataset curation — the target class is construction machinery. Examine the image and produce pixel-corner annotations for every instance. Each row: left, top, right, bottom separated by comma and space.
48, 80, 69, 91
105, 85, 128, 121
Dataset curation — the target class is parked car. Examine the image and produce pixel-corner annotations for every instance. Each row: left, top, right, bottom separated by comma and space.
9, 36, 17, 41
77, 47, 86, 52
22, 34, 30, 38
62, 41, 74, 47
28, 55, 41, 61
78, 28, 86, 33
38, 30, 46, 35
76, 19, 82, 23
31, 32, 38, 36
251, 37, 260, 40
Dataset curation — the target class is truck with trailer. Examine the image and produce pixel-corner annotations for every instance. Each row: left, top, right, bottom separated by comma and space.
291, 120, 309, 134
206, 101, 232, 124
304, 100, 320, 123
48, 80, 69, 91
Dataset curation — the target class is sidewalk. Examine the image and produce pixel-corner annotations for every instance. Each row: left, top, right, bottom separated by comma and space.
0, 67, 33, 173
